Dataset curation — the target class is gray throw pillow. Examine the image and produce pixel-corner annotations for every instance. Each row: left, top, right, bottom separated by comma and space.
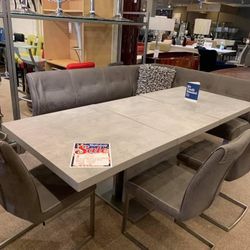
136, 64, 176, 95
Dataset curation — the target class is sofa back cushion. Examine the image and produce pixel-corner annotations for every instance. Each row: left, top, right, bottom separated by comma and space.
27, 65, 139, 116
136, 64, 176, 95
173, 66, 250, 121
174, 66, 250, 101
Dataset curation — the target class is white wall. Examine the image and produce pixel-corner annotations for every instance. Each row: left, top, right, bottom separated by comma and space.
12, 18, 38, 36
10, 0, 41, 36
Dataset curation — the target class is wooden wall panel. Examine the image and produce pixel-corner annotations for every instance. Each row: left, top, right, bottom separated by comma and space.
42, 0, 69, 10
68, 0, 83, 11
43, 21, 70, 60
83, 0, 113, 18
83, 24, 112, 66
42, 0, 114, 66
83, 0, 114, 66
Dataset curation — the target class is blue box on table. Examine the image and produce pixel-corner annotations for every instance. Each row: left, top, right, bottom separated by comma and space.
185, 82, 200, 102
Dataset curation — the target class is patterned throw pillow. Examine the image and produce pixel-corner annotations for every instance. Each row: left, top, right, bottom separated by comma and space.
136, 64, 176, 95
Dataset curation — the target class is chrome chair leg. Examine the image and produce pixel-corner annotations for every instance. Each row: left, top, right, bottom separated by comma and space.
0, 224, 36, 249
122, 191, 214, 249
201, 192, 248, 232
175, 220, 215, 249
122, 192, 149, 250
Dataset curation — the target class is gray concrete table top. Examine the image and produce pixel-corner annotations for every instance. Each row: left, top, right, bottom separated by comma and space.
3, 87, 250, 191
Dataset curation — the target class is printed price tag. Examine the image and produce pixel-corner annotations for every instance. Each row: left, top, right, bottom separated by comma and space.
70, 143, 112, 168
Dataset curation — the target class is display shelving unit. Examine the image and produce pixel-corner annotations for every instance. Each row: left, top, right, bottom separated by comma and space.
1, 0, 21, 121
1, 0, 149, 120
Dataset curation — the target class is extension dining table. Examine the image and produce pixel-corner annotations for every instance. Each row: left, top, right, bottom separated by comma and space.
3, 87, 250, 202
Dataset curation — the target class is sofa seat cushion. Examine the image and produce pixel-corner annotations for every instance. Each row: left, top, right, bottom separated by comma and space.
177, 140, 219, 171
136, 64, 176, 95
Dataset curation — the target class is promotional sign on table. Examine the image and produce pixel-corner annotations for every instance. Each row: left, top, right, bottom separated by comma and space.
185, 82, 200, 102
70, 143, 112, 168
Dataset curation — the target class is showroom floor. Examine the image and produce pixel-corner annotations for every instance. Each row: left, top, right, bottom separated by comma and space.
1, 78, 250, 249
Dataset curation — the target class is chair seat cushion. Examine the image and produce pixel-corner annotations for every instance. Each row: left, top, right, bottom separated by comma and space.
20, 152, 95, 214
30, 165, 95, 214
177, 140, 218, 170
127, 161, 194, 219
208, 118, 250, 141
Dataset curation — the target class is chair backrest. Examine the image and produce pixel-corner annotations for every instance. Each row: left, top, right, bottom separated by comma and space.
26, 34, 36, 45
179, 129, 250, 221
26, 34, 37, 55
35, 35, 44, 57
0, 142, 42, 223
13, 33, 25, 42
244, 48, 250, 67
66, 62, 95, 70
238, 45, 250, 65
198, 48, 218, 72
226, 129, 250, 181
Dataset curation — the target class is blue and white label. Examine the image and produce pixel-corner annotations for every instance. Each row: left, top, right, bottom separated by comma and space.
185, 82, 200, 102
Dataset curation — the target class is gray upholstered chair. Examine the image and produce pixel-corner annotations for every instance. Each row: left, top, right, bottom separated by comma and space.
208, 117, 250, 142
244, 48, 250, 67
0, 141, 96, 248
122, 131, 250, 249
207, 45, 250, 142
226, 45, 250, 66
177, 129, 250, 231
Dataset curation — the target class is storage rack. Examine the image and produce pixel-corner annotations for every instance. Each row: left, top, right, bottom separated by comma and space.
1, 0, 149, 120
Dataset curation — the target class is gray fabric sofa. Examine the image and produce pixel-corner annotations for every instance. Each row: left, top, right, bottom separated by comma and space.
27, 65, 250, 118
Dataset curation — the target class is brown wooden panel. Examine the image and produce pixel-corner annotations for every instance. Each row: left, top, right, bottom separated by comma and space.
83, 0, 114, 66
68, 0, 83, 11
42, 0, 114, 66
42, 0, 69, 10
83, 23, 112, 66
121, 0, 141, 65
146, 52, 200, 70
83, 0, 113, 17
43, 21, 70, 60
42, 0, 83, 62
